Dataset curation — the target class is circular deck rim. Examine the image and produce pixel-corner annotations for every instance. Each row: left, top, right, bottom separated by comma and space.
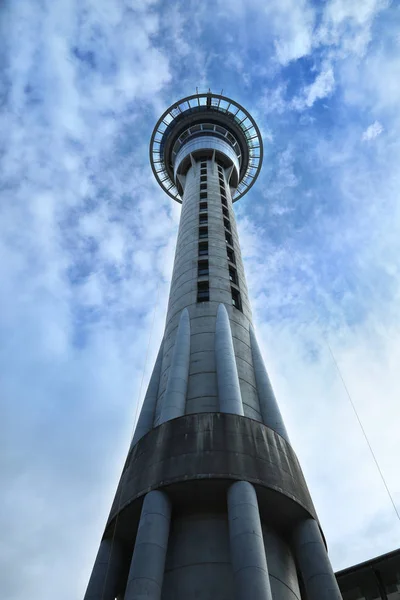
149, 93, 263, 203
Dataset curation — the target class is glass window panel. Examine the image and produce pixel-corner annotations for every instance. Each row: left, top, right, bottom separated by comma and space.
199, 227, 208, 239
199, 242, 208, 256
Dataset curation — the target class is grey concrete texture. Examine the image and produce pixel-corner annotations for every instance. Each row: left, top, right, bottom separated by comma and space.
84, 538, 123, 600
162, 513, 234, 600
173, 137, 241, 185
234, 353, 257, 388
107, 413, 318, 527
162, 512, 303, 600
292, 518, 343, 600
164, 159, 251, 326
227, 481, 273, 600
188, 348, 215, 374
238, 377, 262, 419
130, 340, 164, 449
125, 490, 171, 600
215, 303, 244, 415
86, 120, 339, 600
185, 395, 218, 413
250, 326, 290, 442
159, 308, 190, 424
154, 161, 261, 426
262, 525, 301, 600
187, 371, 217, 400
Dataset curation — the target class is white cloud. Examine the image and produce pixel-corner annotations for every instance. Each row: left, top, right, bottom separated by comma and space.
270, 0, 388, 115
362, 121, 384, 141
260, 64, 336, 115
0, 1, 175, 598
341, 46, 400, 115
260, 316, 400, 569
316, 0, 389, 57
2, 0, 400, 597
292, 63, 336, 110
216, 0, 316, 65
305, 66, 335, 106
264, 145, 300, 199
259, 83, 288, 115
236, 40, 400, 554
237, 156, 400, 565
268, 0, 316, 65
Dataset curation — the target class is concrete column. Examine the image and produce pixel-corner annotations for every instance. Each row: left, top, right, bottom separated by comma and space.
84, 538, 123, 600
292, 518, 342, 600
124, 490, 172, 600
227, 481, 273, 600
130, 340, 164, 450
160, 308, 190, 424
215, 303, 244, 415
250, 327, 289, 442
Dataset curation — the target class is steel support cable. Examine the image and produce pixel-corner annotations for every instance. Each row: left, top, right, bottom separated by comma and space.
282, 240, 400, 524
100, 250, 168, 600
325, 338, 400, 522
131, 271, 165, 436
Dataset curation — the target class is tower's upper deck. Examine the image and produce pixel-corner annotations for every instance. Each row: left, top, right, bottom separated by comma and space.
150, 92, 263, 202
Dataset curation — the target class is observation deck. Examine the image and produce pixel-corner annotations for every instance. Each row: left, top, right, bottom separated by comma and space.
150, 92, 263, 202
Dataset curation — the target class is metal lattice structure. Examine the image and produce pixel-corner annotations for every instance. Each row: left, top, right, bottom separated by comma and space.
150, 92, 263, 202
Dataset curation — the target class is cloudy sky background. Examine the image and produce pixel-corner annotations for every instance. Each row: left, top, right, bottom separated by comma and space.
1, 0, 400, 597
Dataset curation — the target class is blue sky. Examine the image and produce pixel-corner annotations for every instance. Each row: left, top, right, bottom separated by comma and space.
1, 0, 400, 597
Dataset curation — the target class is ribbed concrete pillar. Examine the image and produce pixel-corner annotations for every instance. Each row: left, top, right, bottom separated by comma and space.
250, 327, 289, 442
84, 538, 123, 600
215, 303, 244, 415
227, 481, 273, 600
292, 518, 342, 600
159, 308, 190, 424
124, 490, 171, 600
130, 341, 164, 449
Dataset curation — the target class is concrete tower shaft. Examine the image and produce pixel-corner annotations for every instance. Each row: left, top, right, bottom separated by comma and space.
83, 94, 342, 600
155, 161, 257, 423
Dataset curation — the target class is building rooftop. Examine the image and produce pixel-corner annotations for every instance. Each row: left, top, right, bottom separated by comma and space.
336, 548, 400, 599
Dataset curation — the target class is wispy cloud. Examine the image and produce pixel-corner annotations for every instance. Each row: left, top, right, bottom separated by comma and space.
291, 63, 336, 110
362, 120, 384, 141
0, 1, 177, 597
1, 0, 400, 598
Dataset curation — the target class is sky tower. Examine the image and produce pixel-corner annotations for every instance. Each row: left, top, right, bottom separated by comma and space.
84, 92, 342, 600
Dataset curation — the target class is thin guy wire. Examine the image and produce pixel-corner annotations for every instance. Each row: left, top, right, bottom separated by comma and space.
325, 338, 400, 522
131, 264, 165, 437
283, 241, 400, 524
100, 256, 166, 600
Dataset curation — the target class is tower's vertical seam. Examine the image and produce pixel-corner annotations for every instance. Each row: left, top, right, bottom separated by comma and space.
159, 308, 190, 424
130, 340, 164, 450
215, 303, 244, 415
250, 326, 289, 442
